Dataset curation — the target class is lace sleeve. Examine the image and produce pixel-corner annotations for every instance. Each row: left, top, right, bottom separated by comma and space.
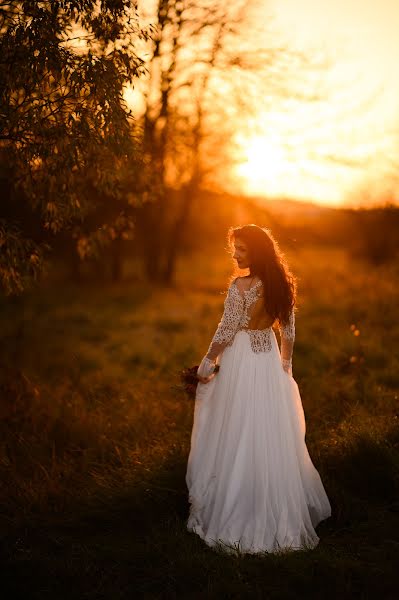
197, 281, 244, 378
278, 309, 295, 375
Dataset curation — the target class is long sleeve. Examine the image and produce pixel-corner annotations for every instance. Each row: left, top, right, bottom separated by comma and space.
278, 309, 295, 375
197, 282, 244, 378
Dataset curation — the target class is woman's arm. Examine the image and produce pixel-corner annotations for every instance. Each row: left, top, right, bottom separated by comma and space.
278, 309, 295, 375
197, 281, 244, 380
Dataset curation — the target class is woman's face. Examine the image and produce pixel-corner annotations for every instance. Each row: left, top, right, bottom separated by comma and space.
233, 238, 250, 269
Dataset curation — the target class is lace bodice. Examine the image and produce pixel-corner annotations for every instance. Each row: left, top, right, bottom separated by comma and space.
197, 278, 296, 378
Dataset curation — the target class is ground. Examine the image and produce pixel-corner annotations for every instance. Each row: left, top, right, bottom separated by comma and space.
1, 245, 398, 599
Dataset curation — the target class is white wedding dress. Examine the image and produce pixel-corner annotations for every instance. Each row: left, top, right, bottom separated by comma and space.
186, 277, 331, 554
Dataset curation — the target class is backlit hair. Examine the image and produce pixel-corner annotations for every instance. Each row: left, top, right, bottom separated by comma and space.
229, 224, 296, 324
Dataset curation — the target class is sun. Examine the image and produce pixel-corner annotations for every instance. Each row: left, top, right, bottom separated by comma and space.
232, 133, 345, 205
235, 135, 291, 196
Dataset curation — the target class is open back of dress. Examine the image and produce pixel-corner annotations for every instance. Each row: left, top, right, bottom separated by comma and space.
198, 277, 295, 377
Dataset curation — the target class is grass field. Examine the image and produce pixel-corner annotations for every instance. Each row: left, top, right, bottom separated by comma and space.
1, 244, 399, 599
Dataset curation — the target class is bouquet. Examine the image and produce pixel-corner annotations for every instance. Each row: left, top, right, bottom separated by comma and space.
180, 364, 220, 399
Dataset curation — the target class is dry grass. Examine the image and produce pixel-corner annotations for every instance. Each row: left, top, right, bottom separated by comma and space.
1, 245, 398, 599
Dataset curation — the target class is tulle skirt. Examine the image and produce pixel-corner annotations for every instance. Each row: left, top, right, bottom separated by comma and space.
186, 329, 331, 554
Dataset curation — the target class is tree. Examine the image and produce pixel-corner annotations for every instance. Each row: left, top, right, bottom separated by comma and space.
0, 0, 150, 294
132, 0, 314, 284
132, 1, 253, 282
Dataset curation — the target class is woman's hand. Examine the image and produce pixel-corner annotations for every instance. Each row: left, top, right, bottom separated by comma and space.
197, 374, 213, 384
281, 358, 292, 376
197, 356, 217, 379
197, 355, 221, 384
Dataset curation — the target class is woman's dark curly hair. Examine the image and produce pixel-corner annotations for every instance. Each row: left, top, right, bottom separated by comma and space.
229, 224, 296, 324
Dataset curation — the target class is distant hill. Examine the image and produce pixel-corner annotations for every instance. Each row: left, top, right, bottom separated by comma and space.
250, 196, 336, 218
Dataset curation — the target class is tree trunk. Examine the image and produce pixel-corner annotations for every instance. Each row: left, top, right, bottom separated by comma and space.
69, 247, 82, 283
136, 200, 165, 281
162, 182, 196, 284
111, 239, 123, 282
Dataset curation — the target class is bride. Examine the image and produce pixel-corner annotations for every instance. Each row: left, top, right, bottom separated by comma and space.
186, 224, 331, 554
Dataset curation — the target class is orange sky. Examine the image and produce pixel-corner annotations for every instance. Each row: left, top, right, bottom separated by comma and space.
129, 0, 399, 207
230, 0, 399, 206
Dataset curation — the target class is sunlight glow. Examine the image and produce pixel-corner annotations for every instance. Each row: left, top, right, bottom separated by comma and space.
236, 136, 288, 195
128, 0, 399, 207
232, 131, 357, 206
230, 0, 399, 206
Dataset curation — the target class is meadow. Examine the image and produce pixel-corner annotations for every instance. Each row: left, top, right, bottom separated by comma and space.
1, 243, 398, 599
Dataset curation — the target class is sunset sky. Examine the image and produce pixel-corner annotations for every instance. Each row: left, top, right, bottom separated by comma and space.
131, 0, 399, 207
231, 0, 399, 206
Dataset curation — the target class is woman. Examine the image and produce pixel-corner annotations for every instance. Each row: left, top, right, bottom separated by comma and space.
186, 224, 331, 554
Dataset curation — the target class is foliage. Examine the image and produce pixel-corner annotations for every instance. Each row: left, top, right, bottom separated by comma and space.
0, 219, 47, 293
345, 204, 399, 264
0, 0, 151, 294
